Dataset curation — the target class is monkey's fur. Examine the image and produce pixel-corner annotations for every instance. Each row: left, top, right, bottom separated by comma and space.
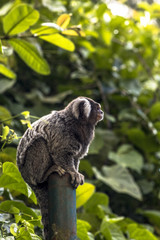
17, 97, 103, 239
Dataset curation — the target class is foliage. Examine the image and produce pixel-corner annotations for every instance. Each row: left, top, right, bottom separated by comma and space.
0, 0, 160, 239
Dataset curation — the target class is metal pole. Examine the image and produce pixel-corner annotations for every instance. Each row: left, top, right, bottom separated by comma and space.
48, 173, 77, 240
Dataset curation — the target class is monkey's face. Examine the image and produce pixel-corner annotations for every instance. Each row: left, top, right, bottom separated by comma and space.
89, 100, 104, 125
95, 104, 104, 122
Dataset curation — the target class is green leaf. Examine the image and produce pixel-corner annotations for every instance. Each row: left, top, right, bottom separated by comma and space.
0, 64, 16, 79
0, 106, 12, 124
3, 4, 39, 36
93, 165, 142, 200
8, 38, 50, 75
79, 160, 94, 178
101, 217, 126, 240
21, 119, 32, 128
140, 210, 160, 228
41, 23, 63, 32
21, 111, 30, 118
127, 128, 159, 153
0, 79, 16, 93
39, 33, 75, 52
77, 219, 91, 240
31, 25, 60, 36
10, 223, 18, 236
0, 162, 37, 204
108, 144, 144, 173
84, 192, 109, 219
32, 25, 75, 51
0, 200, 42, 228
127, 223, 158, 240
1, 125, 9, 141
101, 28, 112, 45
0, 147, 17, 164
76, 183, 95, 208
149, 102, 160, 120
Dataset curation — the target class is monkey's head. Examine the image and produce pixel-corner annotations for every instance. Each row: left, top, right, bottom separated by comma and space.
67, 97, 104, 125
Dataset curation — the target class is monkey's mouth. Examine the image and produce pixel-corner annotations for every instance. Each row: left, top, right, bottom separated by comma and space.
97, 110, 104, 121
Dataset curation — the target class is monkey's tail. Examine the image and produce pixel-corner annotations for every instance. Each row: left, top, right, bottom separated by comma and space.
32, 183, 49, 240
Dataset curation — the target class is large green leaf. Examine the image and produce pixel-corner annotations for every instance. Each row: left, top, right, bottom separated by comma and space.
93, 165, 142, 200
0, 162, 37, 204
0, 200, 42, 227
127, 223, 158, 240
32, 25, 75, 51
101, 217, 126, 240
108, 144, 144, 173
8, 38, 50, 75
3, 4, 39, 36
76, 183, 95, 208
39, 32, 75, 52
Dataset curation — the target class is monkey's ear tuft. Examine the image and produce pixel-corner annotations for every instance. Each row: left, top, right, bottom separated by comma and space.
72, 98, 91, 119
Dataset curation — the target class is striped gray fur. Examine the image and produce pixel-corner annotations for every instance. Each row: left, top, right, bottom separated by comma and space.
17, 97, 103, 239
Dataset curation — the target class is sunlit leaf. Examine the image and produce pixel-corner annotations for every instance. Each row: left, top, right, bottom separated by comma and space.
41, 22, 63, 31
0, 162, 37, 204
20, 119, 32, 128
0, 2, 13, 17
62, 28, 85, 37
3, 4, 39, 35
77, 219, 91, 240
76, 183, 95, 208
39, 33, 75, 52
21, 111, 30, 119
8, 38, 50, 75
10, 223, 18, 236
1, 125, 10, 141
0, 64, 16, 79
127, 223, 158, 240
57, 14, 71, 29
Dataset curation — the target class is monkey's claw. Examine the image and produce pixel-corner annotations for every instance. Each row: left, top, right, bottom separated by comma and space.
68, 171, 84, 188
44, 165, 66, 181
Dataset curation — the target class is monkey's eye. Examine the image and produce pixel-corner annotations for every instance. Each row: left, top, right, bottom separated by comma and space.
96, 104, 101, 110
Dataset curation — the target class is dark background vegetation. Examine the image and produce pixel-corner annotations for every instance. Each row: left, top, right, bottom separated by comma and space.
0, 0, 160, 239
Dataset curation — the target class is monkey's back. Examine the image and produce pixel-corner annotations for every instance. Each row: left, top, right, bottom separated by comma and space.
17, 110, 87, 168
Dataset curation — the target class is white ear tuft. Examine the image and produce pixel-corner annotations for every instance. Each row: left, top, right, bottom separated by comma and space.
72, 98, 91, 119
83, 99, 91, 118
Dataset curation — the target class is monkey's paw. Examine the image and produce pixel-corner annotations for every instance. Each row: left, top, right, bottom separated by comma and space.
44, 165, 66, 181
68, 171, 84, 188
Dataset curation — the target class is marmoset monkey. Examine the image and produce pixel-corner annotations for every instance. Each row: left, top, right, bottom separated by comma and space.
17, 96, 103, 239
